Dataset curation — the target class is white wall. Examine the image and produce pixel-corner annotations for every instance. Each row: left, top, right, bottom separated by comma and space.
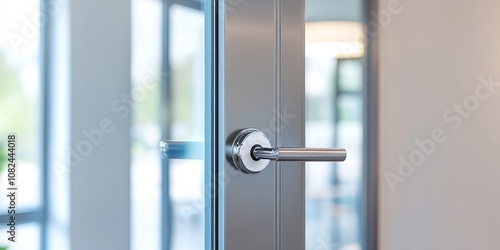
378, 0, 500, 249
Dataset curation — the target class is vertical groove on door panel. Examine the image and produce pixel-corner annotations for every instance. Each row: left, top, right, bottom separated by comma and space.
274, 0, 283, 249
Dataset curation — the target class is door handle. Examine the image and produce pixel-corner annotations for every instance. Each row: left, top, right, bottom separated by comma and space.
159, 141, 203, 160
228, 128, 346, 174
252, 147, 346, 161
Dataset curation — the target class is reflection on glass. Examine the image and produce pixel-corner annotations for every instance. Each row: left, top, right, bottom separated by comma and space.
0, 0, 41, 212
305, 0, 364, 247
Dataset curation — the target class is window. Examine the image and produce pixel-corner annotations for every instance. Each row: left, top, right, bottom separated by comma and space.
0, 0, 46, 249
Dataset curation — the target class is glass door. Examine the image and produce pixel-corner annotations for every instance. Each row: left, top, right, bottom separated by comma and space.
154, 0, 371, 249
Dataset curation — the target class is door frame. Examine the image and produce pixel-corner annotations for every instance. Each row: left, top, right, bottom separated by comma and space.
363, 0, 379, 249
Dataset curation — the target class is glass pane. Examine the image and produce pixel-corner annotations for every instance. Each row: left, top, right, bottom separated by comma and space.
0, 222, 41, 250
305, 0, 364, 249
131, 1, 208, 250
169, 5, 205, 250
130, 0, 163, 250
0, 0, 42, 212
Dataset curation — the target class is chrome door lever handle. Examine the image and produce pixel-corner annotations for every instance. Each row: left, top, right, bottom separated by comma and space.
252, 147, 346, 161
228, 128, 347, 174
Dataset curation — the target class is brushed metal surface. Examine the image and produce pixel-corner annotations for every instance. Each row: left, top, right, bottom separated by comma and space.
220, 0, 277, 248
219, 0, 306, 248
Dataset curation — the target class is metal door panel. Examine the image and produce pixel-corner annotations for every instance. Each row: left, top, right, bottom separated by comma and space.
220, 0, 278, 249
219, 0, 305, 249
